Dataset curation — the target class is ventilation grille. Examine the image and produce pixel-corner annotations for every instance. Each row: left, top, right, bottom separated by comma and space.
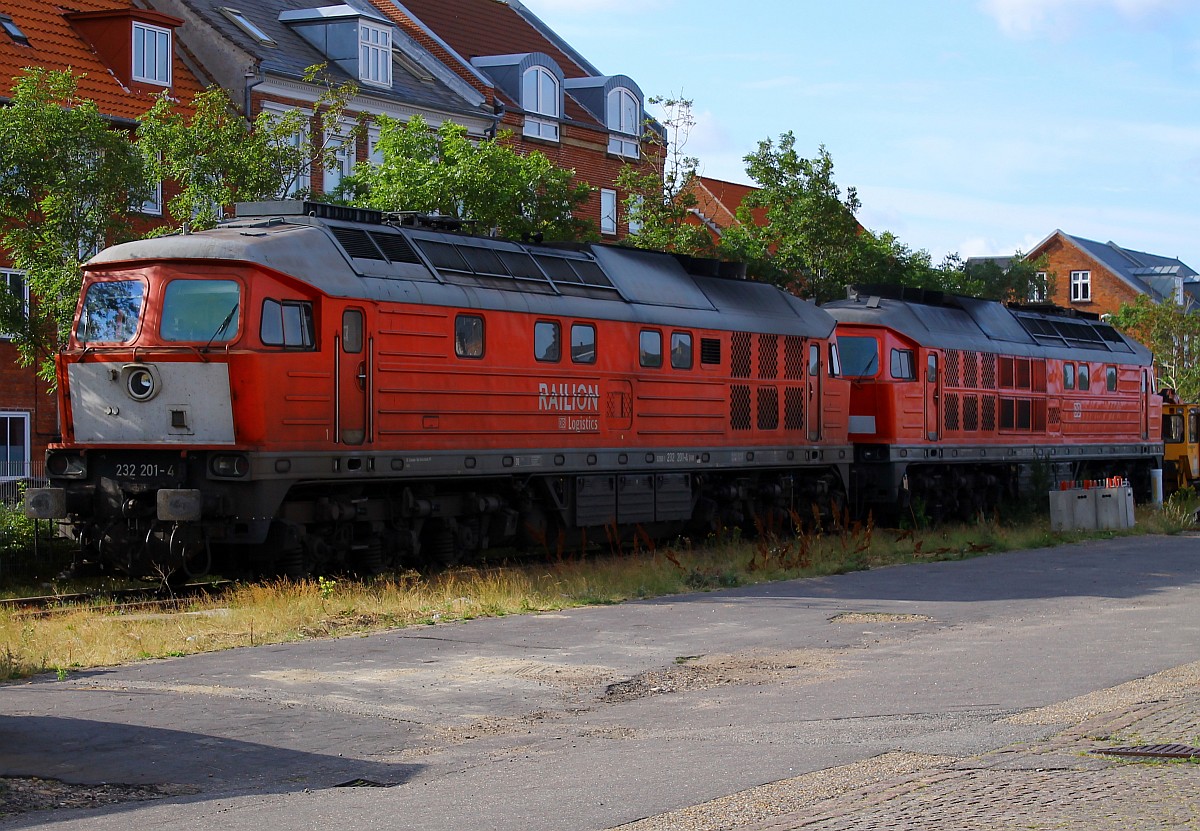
731, 384, 751, 430
757, 386, 779, 430
784, 387, 804, 431
731, 332, 752, 378
945, 393, 960, 431
758, 334, 778, 380
784, 337, 804, 380
700, 338, 722, 366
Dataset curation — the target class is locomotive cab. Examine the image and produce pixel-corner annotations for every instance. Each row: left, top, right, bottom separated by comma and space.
1162, 402, 1200, 493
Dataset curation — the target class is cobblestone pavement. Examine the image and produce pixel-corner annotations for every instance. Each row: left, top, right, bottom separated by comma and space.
620, 662, 1200, 831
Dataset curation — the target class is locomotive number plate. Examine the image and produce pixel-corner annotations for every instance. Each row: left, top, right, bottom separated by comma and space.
96, 453, 186, 485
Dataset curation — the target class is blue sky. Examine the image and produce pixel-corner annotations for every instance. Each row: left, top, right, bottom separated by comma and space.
523, 0, 1200, 268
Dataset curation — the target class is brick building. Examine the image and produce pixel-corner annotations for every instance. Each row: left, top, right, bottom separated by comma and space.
683, 175, 767, 242
1024, 230, 1199, 317
0, 0, 205, 483
145, 0, 497, 198
365, 0, 658, 237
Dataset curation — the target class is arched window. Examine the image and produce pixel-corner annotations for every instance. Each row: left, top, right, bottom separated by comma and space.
522, 66, 560, 140
607, 87, 639, 157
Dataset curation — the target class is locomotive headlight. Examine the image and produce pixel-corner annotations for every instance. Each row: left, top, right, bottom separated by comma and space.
210, 453, 249, 478
121, 364, 161, 402
46, 451, 87, 479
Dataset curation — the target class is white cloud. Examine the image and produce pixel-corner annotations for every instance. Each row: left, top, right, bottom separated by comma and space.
980, 0, 1182, 37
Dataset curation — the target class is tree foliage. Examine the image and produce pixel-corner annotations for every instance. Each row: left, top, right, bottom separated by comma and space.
345, 115, 592, 241
1109, 294, 1200, 403
616, 96, 714, 255
0, 68, 148, 380
718, 136, 864, 302
137, 65, 364, 232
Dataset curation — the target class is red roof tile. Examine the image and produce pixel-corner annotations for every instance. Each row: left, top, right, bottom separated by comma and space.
387, 0, 589, 77
0, 0, 203, 122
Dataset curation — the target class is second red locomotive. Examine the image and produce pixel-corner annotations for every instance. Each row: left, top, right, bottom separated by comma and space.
825, 285, 1162, 522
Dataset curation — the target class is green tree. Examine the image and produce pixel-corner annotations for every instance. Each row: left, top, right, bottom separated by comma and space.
0, 68, 149, 381
1109, 294, 1200, 402
616, 95, 714, 255
936, 253, 1052, 301
720, 136, 864, 302
345, 115, 592, 241
137, 65, 364, 232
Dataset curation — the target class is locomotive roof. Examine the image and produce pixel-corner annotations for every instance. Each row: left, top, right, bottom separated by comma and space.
823, 285, 1153, 366
86, 204, 834, 339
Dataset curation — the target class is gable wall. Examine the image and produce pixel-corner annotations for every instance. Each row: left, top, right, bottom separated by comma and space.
1033, 234, 1143, 317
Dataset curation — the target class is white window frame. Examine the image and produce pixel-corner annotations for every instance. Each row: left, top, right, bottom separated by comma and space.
626, 194, 643, 235
606, 87, 640, 158
600, 188, 617, 235
324, 124, 356, 193
261, 103, 310, 198
141, 174, 163, 216
1070, 269, 1091, 302
367, 124, 384, 166
1, 270, 27, 341
1029, 270, 1047, 302
522, 66, 560, 141
132, 21, 172, 86
0, 410, 30, 481
359, 21, 392, 87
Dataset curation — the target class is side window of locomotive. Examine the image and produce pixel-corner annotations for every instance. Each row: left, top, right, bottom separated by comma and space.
261, 299, 314, 349
1078, 363, 1090, 391
1106, 365, 1117, 391
809, 343, 820, 376
927, 353, 937, 384
162, 279, 240, 342
342, 309, 363, 353
828, 342, 841, 377
1064, 363, 1075, 390
670, 331, 693, 370
639, 329, 663, 368
889, 348, 915, 380
837, 336, 878, 377
77, 280, 145, 344
1164, 414, 1185, 443
455, 314, 484, 359
1190, 409, 1200, 443
535, 321, 560, 362
570, 323, 596, 364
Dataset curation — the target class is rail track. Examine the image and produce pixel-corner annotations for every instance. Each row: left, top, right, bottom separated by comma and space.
0, 581, 234, 616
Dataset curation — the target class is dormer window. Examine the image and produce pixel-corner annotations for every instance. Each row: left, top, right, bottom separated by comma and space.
132, 21, 172, 85
607, 87, 640, 158
522, 66, 560, 141
359, 21, 391, 86
0, 15, 29, 47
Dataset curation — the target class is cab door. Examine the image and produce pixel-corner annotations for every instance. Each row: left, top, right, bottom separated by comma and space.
337, 308, 367, 445
925, 352, 940, 441
806, 343, 822, 441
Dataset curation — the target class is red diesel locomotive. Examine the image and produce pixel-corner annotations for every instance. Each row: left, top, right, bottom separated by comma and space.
824, 285, 1162, 522
26, 202, 852, 577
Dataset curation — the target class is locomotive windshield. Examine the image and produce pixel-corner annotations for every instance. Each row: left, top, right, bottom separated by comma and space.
77, 280, 145, 344
837, 335, 880, 377
161, 279, 241, 343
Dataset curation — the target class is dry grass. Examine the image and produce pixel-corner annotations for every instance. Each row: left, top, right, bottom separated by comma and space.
1, 503, 1193, 681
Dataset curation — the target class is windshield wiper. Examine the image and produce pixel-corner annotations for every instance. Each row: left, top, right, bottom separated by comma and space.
203, 302, 239, 352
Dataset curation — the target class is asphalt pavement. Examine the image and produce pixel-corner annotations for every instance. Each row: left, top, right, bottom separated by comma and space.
2, 532, 1198, 830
